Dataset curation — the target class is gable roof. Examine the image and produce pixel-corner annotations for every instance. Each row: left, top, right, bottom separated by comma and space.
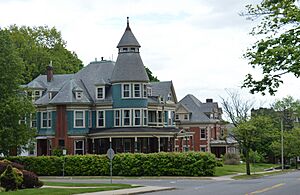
150, 81, 177, 103
178, 94, 220, 123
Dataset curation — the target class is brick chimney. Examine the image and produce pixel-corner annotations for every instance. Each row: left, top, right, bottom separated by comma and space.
47, 61, 53, 82
206, 98, 213, 103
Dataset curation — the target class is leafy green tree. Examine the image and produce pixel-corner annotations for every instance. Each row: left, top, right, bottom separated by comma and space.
0, 29, 35, 156
233, 116, 275, 175
6, 25, 83, 83
145, 66, 159, 82
242, 0, 300, 95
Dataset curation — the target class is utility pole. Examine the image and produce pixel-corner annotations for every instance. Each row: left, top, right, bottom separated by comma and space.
281, 118, 284, 171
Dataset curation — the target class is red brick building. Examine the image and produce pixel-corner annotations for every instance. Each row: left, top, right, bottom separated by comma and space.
175, 94, 238, 158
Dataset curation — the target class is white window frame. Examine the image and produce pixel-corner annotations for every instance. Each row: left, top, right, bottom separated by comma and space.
184, 114, 189, 120
41, 111, 51, 128
143, 109, 148, 126
88, 111, 92, 128
122, 83, 131, 98
147, 87, 152, 96
133, 109, 142, 126
123, 109, 131, 126
133, 83, 141, 98
200, 145, 206, 152
30, 113, 37, 128
34, 90, 42, 101
74, 140, 84, 155
200, 128, 206, 140
74, 110, 85, 128
96, 110, 105, 128
114, 110, 121, 127
76, 92, 82, 100
96, 86, 105, 100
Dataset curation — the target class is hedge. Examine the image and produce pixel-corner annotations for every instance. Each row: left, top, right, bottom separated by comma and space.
4, 152, 217, 176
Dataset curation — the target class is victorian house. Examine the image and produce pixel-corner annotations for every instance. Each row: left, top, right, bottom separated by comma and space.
25, 18, 179, 155
175, 94, 238, 158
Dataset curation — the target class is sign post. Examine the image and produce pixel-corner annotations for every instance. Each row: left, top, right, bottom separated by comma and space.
107, 147, 115, 184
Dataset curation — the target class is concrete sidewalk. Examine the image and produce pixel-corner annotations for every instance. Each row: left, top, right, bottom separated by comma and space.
75, 186, 176, 195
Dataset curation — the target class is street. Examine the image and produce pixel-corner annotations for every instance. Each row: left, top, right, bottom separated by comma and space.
42, 170, 300, 195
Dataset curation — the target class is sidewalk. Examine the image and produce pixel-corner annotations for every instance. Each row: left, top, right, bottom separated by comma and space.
75, 186, 176, 195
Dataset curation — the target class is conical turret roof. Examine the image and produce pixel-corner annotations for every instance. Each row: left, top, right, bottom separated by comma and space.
117, 17, 140, 48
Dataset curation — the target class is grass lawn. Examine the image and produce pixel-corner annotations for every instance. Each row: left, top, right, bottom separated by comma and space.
232, 170, 291, 180
215, 163, 277, 176
1, 182, 137, 195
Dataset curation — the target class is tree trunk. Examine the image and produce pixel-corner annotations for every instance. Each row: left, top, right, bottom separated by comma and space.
295, 157, 298, 169
245, 150, 251, 175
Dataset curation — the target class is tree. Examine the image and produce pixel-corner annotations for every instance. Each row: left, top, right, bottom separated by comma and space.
233, 116, 275, 175
145, 66, 159, 82
6, 25, 83, 84
0, 29, 35, 156
242, 0, 300, 95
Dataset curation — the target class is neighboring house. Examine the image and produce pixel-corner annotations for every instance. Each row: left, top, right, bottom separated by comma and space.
175, 94, 238, 158
25, 18, 179, 155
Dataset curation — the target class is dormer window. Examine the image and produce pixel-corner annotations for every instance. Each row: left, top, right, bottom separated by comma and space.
143, 84, 147, 97
48, 92, 52, 100
96, 86, 105, 100
33, 90, 42, 101
130, 47, 135, 52
76, 92, 82, 100
122, 48, 128, 51
184, 114, 189, 120
167, 93, 172, 101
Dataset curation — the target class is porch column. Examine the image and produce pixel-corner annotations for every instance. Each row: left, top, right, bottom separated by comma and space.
134, 137, 138, 153
92, 138, 95, 154
109, 137, 112, 149
167, 137, 171, 152
158, 137, 160, 152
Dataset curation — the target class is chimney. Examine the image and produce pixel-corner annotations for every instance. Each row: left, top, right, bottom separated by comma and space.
101, 57, 104, 61
206, 98, 213, 103
47, 61, 53, 82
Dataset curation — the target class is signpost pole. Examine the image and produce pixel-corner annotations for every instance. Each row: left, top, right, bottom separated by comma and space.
110, 142, 112, 184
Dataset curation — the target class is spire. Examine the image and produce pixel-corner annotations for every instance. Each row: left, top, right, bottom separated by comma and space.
117, 17, 140, 48
126, 17, 131, 30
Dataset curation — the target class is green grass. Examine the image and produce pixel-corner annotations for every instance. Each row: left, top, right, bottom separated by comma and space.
214, 163, 277, 176
232, 170, 291, 180
1, 183, 137, 195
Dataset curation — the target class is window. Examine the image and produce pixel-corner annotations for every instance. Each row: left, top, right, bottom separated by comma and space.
48, 92, 52, 100
147, 87, 152, 96
175, 114, 179, 120
134, 110, 141, 126
19, 116, 26, 125
96, 87, 105, 100
167, 93, 172, 101
41, 111, 51, 128
148, 111, 157, 125
74, 140, 84, 155
122, 48, 128, 51
97, 110, 105, 127
200, 145, 206, 152
76, 92, 82, 100
31, 114, 37, 128
34, 90, 42, 101
122, 84, 131, 98
143, 84, 147, 97
123, 110, 131, 126
143, 110, 148, 126
134, 84, 141, 98
115, 110, 121, 127
184, 114, 189, 120
74, 111, 85, 128
130, 47, 135, 51
168, 111, 172, 125
58, 139, 65, 149
200, 128, 206, 140
158, 111, 162, 123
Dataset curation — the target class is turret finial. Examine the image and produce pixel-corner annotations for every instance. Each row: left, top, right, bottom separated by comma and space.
126, 17, 131, 30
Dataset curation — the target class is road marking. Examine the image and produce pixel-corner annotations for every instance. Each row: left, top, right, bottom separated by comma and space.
246, 183, 285, 195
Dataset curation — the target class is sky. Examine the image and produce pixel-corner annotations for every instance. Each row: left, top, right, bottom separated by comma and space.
0, 0, 299, 109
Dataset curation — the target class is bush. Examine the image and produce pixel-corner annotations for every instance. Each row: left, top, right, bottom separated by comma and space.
0, 160, 24, 174
6, 152, 218, 176
223, 153, 240, 165
0, 165, 23, 191
21, 170, 43, 188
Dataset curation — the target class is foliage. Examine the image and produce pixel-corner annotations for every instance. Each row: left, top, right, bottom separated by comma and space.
52, 149, 63, 157
249, 150, 265, 163
5, 152, 218, 176
214, 163, 276, 176
21, 170, 43, 189
223, 153, 240, 165
0, 29, 36, 156
242, 0, 300, 95
145, 66, 159, 82
0, 165, 23, 191
6, 25, 83, 84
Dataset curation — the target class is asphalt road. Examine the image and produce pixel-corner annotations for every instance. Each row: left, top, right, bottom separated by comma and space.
42, 170, 300, 195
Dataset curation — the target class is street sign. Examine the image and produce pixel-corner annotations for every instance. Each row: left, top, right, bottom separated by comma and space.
107, 148, 115, 160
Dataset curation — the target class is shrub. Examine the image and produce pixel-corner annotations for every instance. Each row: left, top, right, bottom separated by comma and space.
21, 170, 43, 188
223, 153, 240, 165
0, 160, 24, 174
5, 152, 218, 176
0, 165, 23, 191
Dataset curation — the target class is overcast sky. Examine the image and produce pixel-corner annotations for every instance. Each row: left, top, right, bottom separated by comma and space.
1, 0, 299, 108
